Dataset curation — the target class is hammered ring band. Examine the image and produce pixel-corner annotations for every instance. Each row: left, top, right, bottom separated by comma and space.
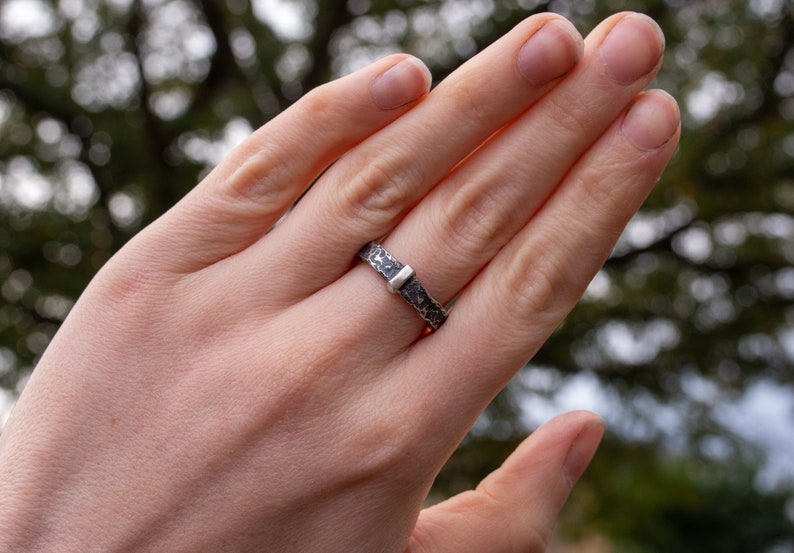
357, 241, 448, 332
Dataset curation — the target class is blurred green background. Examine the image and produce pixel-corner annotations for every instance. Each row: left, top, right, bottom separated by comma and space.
1, 0, 793, 550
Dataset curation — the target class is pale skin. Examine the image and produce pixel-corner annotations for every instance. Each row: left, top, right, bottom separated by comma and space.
0, 11, 680, 553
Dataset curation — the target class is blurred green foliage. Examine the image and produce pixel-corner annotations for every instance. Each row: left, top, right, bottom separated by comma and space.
576, 441, 794, 552
1, 0, 793, 549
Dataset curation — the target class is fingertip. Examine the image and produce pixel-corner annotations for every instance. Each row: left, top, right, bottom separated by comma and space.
598, 12, 665, 85
562, 413, 605, 488
517, 17, 584, 86
621, 89, 681, 151
494, 410, 602, 479
371, 55, 432, 110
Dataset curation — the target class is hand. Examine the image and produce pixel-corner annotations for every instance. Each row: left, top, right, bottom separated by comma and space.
0, 11, 678, 553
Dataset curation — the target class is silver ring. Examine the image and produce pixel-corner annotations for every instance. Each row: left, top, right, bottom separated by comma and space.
358, 241, 448, 331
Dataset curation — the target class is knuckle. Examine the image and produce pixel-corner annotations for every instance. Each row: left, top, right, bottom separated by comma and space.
347, 421, 415, 479
577, 165, 619, 210
296, 83, 334, 119
335, 152, 418, 228
502, 243, 574, 323
223, 140, 289, 205
545, 94, 592, 138
446, 77, 493, 129
435, 191, 502, 259
569, 168, 634, 241
219, 84, 338, 204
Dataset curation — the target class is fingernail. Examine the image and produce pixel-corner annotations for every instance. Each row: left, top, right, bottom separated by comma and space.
599, 13, 664, 84
517, 19, 583, 86
622, 90, 680, 150
371, 57, 432, 110
563, 419, 604, 487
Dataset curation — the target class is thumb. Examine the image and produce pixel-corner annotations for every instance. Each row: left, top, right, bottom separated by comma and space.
407, 411, 604, 553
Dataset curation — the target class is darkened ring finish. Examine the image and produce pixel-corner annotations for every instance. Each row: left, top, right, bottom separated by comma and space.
357, 241, 448, 331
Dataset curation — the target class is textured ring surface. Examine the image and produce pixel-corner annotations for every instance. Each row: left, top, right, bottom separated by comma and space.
358, 241, 448, 331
